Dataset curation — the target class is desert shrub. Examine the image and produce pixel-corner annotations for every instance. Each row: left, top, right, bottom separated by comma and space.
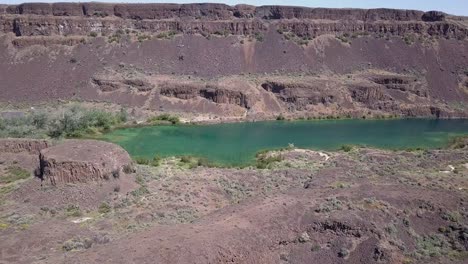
89, 32, 98, 37
315, 197, 343, 213
442, 211, 461, 223
44, 106, 127, 138
122, 164, 135, 174
137, 34, 151, 42
385, 224, 398, 235
147, 114, 180, 125
31, 111, 48, 129
156, 30, 177, 39
336, 34, 349, 43
254, 32, 264, 42
197, 157, 218, 167
415, 234, 451, 258
331, 181, 351, 189
338, 248, 349, 258
65, 205, 82, 217
180, 156, 192, 163
134, 157, 150, 165
117, 108, 128, 123
297, 37, 310, 46
448, 136, 468, 149
111, 169, 120, 179
107, 31, 124, 43
150, 155, 162, 167
403, 34, 416, 45
0, 166, 30, 184
256, 154, 283, 169
82, 110, 118, 130
340, 145, 354, 152
98, 202, 111, 214
57, 108, 85, 136
135, 175, 145, 185
1, 124, 36, 138
0, 184, 16, 196
214, 30, 230, 37
311, 245, 321, 251
283, 32, 295, 41
276, 114, 285, 121
62, 237, 93, 251
403, 217, 410, 227
177, 155, 205, 169
131, 186, 149, 197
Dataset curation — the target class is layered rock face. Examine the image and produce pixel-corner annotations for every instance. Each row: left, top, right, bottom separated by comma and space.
0, 3, 426, 20
0, 3, 467, 119
0, 138, 50, 154
39, 140, 132, 185
159, 82, 252, 108
0, 3, 465, 39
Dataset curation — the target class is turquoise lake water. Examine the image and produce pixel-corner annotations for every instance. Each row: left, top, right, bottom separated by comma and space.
102, 119, 468, 165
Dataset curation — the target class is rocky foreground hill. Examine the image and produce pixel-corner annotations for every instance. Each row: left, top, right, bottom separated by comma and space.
0, 2, 468, 120
0, 138, 467, 263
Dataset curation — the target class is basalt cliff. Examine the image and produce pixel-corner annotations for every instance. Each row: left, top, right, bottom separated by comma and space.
1, 2, 468, 120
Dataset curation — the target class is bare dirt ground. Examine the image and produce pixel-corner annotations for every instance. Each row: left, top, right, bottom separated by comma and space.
0, 142, 467, 264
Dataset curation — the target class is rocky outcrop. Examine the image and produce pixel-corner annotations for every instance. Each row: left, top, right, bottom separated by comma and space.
160, 82, 252, 108
39, 140, 132, 185
2, 16, 267, 37
0, 138, 50, 154
0, 3, 427, 21
261, 81, 339, 110
422, 11, 446, 22
257, 75, 464, 118
11, 36, 86, 47
349, 84, 389, 104
0, 3, 466, 40
92, 70, 154, 92
369, 74, 428, 97
0, 3, 467, 119
277, 20, 467, 40
255, 6, 423, 21
1, 3, 445, 22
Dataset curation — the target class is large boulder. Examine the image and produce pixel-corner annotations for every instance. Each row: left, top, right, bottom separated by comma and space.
39, 140, 132, 185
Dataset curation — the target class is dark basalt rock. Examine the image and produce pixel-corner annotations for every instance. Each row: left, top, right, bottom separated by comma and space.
0, 2, 443, 22
422, 11, 446, 22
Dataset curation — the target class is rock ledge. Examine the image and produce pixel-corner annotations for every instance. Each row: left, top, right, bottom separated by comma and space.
39, 140, 132, 185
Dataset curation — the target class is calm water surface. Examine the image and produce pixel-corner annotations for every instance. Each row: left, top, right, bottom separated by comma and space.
102, 119, 468, 165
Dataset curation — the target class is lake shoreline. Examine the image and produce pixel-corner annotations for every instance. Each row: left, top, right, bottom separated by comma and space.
102, 119, 468, 166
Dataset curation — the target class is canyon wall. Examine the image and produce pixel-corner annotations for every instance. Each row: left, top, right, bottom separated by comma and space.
0, 3, 467, 119
0, 3, 465, 39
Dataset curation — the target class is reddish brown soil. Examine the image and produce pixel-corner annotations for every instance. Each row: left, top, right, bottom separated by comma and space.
0, 141, 467, 264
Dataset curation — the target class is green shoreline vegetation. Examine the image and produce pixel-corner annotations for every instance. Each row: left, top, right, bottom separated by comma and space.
0, 105, 128, 139
1, 105, 468, 167
0, 105, 183, 139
